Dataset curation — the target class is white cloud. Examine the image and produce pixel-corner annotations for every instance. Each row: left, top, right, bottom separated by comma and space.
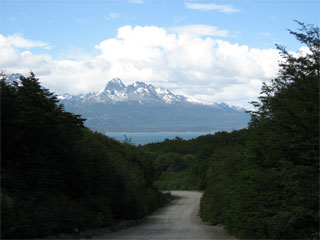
0, 28, 281, 109
169, 25, 229, 37
0, 34, 52, 75
1, 34, 50, 49
185, 2, 239, 13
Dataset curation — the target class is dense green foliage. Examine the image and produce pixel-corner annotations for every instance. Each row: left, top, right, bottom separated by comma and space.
142, 130, 249, 190
221, 22, 319, 239
1, 74, 168, 239
143, 22, 319, 239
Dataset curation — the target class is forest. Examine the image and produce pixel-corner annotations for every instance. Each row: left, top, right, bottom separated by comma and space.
1, 22, 319, 239
1, 73, 169, 238
142, 22, 319, 239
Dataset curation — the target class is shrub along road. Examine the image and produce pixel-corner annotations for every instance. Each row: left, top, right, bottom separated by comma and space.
94, 191, 235, 239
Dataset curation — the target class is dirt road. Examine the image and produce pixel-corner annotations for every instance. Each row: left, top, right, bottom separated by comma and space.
94, 191, 235, 239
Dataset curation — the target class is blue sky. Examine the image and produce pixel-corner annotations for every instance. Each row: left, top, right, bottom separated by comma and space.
2, 0, 318, 53
1, 0, 319, 108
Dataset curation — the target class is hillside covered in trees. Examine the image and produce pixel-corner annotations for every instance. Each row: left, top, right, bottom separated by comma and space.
1, 73, 169, 239
141, 22, 319, 239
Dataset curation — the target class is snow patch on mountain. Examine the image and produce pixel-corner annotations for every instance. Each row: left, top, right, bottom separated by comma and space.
78, 78, 189, 105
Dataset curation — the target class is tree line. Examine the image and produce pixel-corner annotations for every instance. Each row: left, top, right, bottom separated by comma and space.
142, 22, 319, 239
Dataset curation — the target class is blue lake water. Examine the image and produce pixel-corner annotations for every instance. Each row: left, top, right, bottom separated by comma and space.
105, 132, 215, 145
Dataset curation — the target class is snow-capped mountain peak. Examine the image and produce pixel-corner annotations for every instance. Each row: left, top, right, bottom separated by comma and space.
133, 81, 147, 88
57, 77, 247, 112
100, 78, 126, 94
107, 78, 125, 88
58, 79, 250, 132
57, 93, 73, 100
71, 78, 189, 105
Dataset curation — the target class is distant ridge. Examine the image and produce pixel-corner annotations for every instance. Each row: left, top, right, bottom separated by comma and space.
58, 78, 250, 132
2, 74, 250, 132
58, 78, 188, 105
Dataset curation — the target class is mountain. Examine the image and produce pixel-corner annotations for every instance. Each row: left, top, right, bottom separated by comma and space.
65, 78, 188, 105
58, 78, 250, 132
1, 73, 249, 132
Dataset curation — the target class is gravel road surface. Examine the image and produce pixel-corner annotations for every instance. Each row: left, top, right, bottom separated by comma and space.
94, 191, 235, 239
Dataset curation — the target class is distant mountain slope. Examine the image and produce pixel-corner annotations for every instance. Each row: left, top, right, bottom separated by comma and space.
58, 78, 188, 105
2, 74, 250, 132
58, 78, 250, 132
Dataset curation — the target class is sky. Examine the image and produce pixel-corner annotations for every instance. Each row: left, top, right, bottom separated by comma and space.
1, 0, 319, 109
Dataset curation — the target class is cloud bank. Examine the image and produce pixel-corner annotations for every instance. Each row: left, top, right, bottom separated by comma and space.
0, 25, 281, 109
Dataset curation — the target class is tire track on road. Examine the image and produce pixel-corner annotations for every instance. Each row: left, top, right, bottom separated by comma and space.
94, 191, 235, 240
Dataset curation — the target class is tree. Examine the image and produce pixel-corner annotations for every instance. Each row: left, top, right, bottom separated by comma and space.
199, 22, 319, 239
239, 21, 319, 239
1, 73, 85, 197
